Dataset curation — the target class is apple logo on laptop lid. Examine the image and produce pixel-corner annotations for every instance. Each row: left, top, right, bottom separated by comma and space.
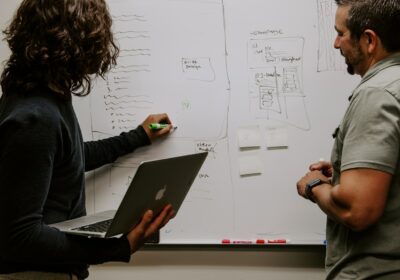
155, 185, 167, 201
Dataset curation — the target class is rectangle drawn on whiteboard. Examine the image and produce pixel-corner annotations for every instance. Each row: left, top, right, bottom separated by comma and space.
90, 0, 230, 140
87, 0, 234, 243
247, 37, 310, 130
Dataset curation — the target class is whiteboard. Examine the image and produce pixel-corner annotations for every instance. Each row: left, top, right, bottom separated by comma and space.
1, 0, 360, 245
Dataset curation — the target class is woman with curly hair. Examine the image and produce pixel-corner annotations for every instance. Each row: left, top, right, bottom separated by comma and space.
0, 1, 175, 279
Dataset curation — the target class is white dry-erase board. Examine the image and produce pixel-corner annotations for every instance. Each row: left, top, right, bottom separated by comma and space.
1, 0, 359, 245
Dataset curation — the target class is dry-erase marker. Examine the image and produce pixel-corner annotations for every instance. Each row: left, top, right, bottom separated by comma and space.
232, 240, 253, 244
222, 239, 264, 244
149, 123, 168, 130
267, 239, 290, 244
149, 123, 177, 131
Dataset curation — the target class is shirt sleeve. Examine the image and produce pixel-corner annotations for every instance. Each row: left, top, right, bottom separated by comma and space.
341, 87, 400, 174
84, 125, 151, 171
0, 115, 131, 266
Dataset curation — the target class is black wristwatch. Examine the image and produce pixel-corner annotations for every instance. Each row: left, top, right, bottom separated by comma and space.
305, 178, 330, 203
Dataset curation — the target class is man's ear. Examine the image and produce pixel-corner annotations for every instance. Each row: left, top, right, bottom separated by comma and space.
363, 29, 378, 54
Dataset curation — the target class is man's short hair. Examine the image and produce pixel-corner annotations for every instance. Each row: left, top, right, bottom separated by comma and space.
335, 0, 400, 52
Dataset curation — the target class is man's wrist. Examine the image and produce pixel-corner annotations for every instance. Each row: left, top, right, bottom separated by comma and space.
305, 178, 330, 203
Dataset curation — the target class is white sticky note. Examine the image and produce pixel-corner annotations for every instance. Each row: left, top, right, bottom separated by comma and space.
237, 126, 261, 148
238, 155, 263, 176
266, 127, 288, 149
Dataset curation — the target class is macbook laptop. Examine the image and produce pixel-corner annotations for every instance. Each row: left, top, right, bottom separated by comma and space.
50, 152, 208, 238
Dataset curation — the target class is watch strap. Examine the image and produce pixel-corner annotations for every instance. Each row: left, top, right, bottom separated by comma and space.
305, 178, 330, 203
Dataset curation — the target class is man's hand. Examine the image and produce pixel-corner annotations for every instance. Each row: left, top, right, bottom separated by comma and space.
309, 160, 333, 178
297, 161, 332, 200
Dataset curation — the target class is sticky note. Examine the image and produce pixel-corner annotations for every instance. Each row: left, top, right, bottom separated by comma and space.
238, 154, 263, 176
266, 127, 288, 149
237, 126, 261, 148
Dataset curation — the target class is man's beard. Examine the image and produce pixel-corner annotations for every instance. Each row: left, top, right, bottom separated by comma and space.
346, 62, 355, 75
344, 52, 356, 75
342, 43, 363, 76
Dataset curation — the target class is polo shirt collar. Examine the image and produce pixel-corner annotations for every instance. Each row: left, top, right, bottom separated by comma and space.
350, 53, 400, 101
360, 53, 400, 85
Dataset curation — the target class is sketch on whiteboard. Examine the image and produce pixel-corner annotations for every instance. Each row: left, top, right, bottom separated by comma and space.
92, 13, 156, 132
182, 57, 216, 82
248, 37, 310, 130
196, 141, 218, 159
317, 0, 345, 72
91, 0, 230, 141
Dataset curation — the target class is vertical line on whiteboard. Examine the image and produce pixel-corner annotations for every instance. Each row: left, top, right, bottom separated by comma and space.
217, 0, 231, 140
221, 0, 236, 234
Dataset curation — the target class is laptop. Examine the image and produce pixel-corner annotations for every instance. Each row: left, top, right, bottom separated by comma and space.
50, 152, 208, 238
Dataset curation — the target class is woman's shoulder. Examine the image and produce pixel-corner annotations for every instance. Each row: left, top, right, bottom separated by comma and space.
0, 90, 69, 131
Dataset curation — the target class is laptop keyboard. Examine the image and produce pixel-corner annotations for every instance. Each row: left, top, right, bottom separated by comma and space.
72, 219, 113, 233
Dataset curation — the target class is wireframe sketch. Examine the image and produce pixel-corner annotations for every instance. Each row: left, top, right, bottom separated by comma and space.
248, 37, 310, 130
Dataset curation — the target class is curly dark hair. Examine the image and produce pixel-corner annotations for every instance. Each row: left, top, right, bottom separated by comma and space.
1, 0, 119, 98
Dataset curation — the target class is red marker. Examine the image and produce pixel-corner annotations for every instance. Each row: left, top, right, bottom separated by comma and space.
232, 240, 253, 244
222, 239, 268, 244
267, 239, 289, 244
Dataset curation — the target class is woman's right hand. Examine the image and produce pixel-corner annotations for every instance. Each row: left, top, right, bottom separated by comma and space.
125, 204, 174, 254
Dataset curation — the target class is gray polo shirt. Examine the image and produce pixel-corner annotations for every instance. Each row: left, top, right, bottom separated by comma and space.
326, 53, 400, 279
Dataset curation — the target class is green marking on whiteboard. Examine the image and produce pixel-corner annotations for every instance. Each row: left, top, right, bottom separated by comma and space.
182, 100, 191, 110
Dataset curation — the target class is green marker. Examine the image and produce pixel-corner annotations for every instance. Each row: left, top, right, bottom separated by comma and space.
149, 123, 178, 131
149, 123, 168, 130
